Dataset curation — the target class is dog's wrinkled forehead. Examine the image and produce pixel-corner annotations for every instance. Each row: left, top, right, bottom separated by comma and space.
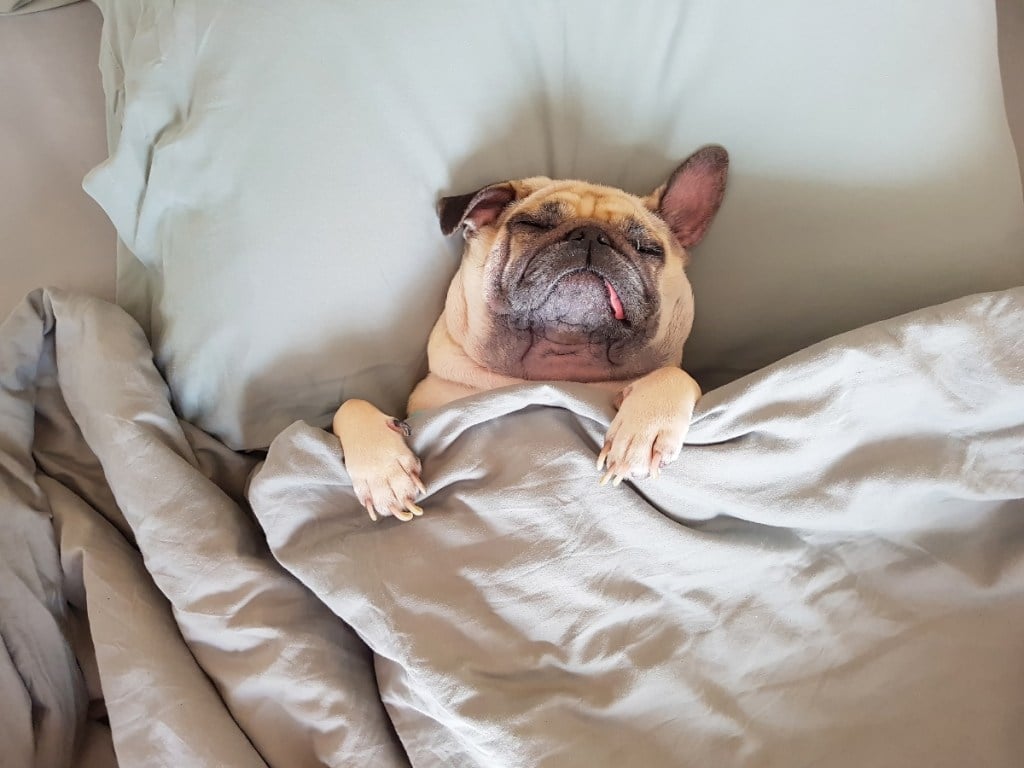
531, 185, 642, 220
515, 181, 663, 230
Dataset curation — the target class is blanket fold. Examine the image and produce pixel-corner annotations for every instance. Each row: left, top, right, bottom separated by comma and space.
1, 285, 1023, 767
249, 287, 1024, 767
0, 290, 407, 768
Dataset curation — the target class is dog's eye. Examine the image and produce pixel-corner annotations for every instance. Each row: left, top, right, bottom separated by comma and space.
513, 218, 554, 231
636, 242, 664, 258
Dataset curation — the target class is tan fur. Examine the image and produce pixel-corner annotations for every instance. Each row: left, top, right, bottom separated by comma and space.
335, 148, 727, 521
410, 179, 694, 411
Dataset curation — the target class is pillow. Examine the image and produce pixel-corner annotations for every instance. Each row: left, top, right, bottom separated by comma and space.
84, 0, 1024, 449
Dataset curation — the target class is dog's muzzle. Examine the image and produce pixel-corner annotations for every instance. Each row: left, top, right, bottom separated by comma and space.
504, 227, 648, 337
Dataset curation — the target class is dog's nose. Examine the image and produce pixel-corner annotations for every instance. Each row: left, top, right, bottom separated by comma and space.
566, 225, 611, 246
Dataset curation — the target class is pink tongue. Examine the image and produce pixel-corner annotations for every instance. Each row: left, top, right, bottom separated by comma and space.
604, 279, 626, 320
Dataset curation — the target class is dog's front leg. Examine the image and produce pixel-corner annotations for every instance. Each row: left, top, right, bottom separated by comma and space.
596, 367, 701, 485
333, 399, 425, 522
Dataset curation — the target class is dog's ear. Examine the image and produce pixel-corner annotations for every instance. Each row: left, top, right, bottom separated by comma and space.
438, 182, 518, 237
646, 145, 729, 249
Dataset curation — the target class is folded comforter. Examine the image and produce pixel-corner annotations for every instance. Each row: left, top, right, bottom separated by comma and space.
1, 287, 1022, 767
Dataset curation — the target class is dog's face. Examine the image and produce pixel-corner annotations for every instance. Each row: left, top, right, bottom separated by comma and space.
437, 146, 728, 383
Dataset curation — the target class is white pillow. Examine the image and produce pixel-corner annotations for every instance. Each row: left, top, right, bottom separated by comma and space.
85, 0, 1024, 449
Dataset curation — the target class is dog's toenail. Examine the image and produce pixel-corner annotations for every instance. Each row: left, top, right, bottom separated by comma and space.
388, 418, 412, 436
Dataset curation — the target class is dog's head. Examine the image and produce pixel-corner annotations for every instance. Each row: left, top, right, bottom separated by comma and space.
437, 145, 729, 382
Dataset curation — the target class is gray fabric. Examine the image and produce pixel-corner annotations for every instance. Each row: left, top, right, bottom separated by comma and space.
84, 0, 1024, 450
250, 287, 1024, 767
0, 290, 407, 768
0, 0, 80, 15
1, 285, 1023, 766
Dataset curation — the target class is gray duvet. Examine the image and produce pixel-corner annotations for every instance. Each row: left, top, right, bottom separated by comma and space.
2, 287, 1023, 768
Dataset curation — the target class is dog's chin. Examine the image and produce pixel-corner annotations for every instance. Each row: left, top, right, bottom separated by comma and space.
476, 271, 654, 381
477, 243, 667, 380
528, 271, 630, 342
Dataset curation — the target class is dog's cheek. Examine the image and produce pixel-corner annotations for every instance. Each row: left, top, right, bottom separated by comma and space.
479, 229, 518, 303
660, 271, 695, 353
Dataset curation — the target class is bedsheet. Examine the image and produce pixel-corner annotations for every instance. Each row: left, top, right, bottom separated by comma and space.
1, 286, 1022, 767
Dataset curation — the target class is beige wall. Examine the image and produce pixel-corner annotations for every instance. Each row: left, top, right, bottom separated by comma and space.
998, 0, 1024, 184
0, 2, 113, 320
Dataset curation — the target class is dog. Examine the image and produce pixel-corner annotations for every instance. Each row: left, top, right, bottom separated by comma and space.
333, 145, 729, 521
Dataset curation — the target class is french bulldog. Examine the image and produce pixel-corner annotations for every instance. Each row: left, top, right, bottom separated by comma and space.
333, 145, 729, 521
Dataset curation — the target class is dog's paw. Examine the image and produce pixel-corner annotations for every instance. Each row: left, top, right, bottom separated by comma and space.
596, 367, 700, 485
334, 401, 425, 522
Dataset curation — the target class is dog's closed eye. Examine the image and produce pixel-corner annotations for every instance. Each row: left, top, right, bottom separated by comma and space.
623, 219, 665, 259
511, 217, 556, 231
635, 241, 664, 259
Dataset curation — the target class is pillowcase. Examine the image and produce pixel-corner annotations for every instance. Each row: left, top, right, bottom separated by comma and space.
85, 0, 1024, 449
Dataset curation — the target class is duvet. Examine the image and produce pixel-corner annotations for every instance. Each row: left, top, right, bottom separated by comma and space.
1, 287, 1022, 768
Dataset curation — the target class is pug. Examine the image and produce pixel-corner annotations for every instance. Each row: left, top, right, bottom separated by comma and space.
333, 145, 729, 522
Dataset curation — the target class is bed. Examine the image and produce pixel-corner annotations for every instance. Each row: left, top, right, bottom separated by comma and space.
2, 2, 1024, 767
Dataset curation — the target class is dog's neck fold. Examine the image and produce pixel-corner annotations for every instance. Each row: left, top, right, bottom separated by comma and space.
426, 270, 526, 392
412, 266, 677, 413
